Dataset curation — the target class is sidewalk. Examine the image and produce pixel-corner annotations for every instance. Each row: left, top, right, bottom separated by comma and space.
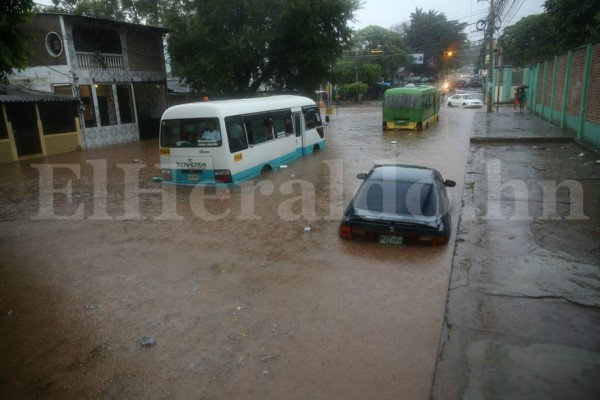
431, 106, 600, 399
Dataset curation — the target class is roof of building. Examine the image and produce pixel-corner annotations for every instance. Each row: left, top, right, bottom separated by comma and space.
0, 85, 78, 104
37, 12, 171, 34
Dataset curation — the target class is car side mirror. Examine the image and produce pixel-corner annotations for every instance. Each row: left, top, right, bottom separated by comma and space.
357, 173, 367, 180
444, 179, 456, 187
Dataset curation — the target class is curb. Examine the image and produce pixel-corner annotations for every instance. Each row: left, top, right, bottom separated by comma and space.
469, 136, 574, 144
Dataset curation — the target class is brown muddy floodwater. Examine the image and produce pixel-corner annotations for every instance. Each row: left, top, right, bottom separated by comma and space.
0, 104, 476, 399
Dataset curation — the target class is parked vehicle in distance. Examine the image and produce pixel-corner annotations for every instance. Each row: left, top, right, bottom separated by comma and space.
382, 85, 440, 130
447, 93, 483, 108
467, 78, 482, 88
339, 164, 456, 246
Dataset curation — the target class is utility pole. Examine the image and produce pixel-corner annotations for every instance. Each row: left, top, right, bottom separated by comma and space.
486, 0, 495, 112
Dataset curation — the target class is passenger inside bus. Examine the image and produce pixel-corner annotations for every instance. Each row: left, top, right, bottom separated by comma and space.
284, 114, 294, 135
264, 118, 274, 140
202, 120, 221, 141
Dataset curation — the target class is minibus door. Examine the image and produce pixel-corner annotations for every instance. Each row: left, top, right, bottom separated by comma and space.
293, 112, 304, 155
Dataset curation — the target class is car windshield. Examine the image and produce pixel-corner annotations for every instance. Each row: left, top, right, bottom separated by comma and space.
462, 95, 476, 100
353, 179, 439, 218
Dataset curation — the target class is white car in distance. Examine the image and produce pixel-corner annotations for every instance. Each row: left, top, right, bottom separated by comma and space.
446, 93, 483, 108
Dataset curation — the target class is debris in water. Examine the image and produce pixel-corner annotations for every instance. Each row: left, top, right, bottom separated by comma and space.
304, 226, 311, 233
280, 165, 288, 169
134, 159, 144, 163
151, 176, 163, 183
140, 337, 157, 347
391, 141, 397, 144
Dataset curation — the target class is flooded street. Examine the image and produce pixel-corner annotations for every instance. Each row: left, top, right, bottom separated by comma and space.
0, 103, 478, 399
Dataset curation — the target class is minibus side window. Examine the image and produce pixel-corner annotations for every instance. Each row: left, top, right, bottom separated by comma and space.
225, 116, 248, 153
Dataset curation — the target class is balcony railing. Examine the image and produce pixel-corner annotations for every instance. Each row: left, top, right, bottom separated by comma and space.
76, 52, 124, 71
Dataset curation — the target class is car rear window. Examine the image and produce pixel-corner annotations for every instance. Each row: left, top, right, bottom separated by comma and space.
354, 180, 439, 217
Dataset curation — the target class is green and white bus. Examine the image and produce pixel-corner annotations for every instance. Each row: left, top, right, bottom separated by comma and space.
382, 85, 440, 130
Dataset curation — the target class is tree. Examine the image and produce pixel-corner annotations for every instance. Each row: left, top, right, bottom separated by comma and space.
403, 8, 468, 77
48, 0, 180, 24
351, 26, 409, 83
543, 0, 600, 51
49, 0, 125, 21
498, 0, 600, 67
166, 0, 359, 95
497, 14, 556, 67
1, 0, 35, 83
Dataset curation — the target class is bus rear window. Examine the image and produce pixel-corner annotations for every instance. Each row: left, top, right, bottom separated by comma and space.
160, 118, 222, 148
385, 94, 421, 109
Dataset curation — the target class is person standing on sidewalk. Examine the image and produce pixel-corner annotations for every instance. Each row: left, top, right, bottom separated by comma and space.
519, 89, 527, 113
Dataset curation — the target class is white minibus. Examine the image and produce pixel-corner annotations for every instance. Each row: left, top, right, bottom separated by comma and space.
159, 95, 325, 185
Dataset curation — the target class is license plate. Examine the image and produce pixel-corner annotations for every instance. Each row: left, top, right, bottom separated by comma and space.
187, 174, 199, 181
379, 235, 403, 245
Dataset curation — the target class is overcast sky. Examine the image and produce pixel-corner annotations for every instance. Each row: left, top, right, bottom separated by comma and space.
350, 0, 547, 41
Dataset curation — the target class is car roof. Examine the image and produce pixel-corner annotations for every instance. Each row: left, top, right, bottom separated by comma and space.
367, 164, 436, 182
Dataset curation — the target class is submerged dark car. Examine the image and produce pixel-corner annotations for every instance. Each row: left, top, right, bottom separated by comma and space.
339, 164, 456, 246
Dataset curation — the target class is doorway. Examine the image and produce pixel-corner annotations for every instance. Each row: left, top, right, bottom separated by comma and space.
6, 103, 42, 157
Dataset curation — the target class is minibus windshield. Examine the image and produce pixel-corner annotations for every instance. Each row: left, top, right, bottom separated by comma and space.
160, 118, 222, 148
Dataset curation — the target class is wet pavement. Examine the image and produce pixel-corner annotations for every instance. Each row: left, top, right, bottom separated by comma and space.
431, 105, 600, 399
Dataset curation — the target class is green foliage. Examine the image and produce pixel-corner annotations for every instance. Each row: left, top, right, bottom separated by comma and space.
332, 25, 408, 88
498, 0, 600, 66
543, 0, 600, 50
331, 58, 382, 86
498, 14, 556, 67
167, 0, 359, 94
49, 0, 179, 24
339, 82, 368, 99
0, 0, 35, 83
331, 59, 357, 84
403, 8, 468, 76
359, 63, 383, 85
49, 0, 123, 20
350, 26, 408, 82
77, 0, 125, 20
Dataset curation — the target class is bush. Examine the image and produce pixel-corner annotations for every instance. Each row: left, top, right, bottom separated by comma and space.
339, 82, 368, 100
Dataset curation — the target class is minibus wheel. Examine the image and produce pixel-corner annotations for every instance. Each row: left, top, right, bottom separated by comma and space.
261, 165, 272, 174
313, 144, 320, 152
